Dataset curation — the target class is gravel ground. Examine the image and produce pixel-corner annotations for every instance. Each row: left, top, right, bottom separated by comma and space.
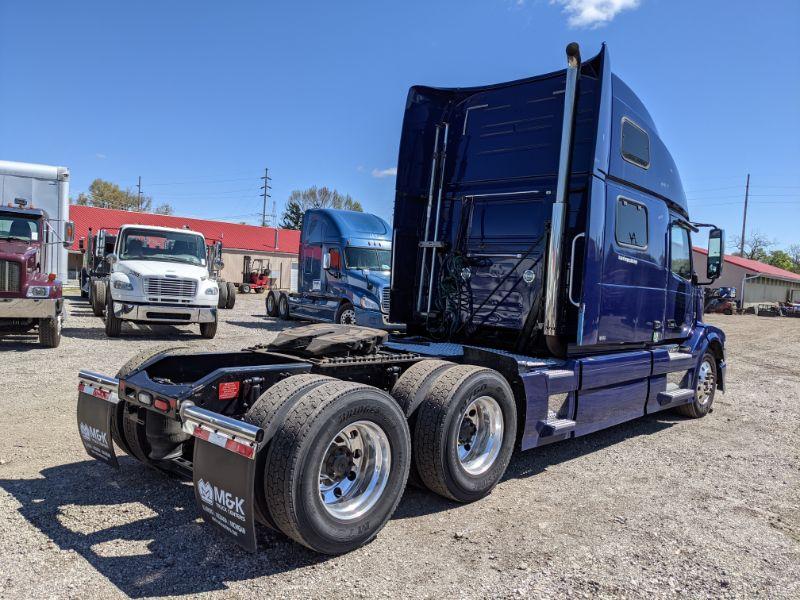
0, 293, 798, 599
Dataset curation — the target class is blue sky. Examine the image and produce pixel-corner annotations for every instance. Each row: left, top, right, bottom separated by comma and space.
1, 0, 798, 249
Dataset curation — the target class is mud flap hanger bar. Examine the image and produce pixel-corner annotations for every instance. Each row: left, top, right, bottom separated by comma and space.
180, 402, 264, 459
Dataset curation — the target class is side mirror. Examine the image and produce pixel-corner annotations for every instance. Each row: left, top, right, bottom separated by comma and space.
706, 228, 724, 281
322, 253, 331, 270
63, 221, 75, 248
106, 253, 118, 266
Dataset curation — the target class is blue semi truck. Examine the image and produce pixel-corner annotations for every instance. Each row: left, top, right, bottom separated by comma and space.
265, 208, 403, 330
77, 43, 727, 555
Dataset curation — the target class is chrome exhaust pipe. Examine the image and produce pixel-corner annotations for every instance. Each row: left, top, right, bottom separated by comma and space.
544, 42, 581, 350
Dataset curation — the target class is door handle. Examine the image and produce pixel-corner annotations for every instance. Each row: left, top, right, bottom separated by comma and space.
567, 233, 585, 308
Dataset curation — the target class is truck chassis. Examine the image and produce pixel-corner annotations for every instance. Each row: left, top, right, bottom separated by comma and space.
78, 321, 724, 554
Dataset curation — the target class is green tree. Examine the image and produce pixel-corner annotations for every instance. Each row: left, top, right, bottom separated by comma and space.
287, 186, 363, 213
767, 250, 794, 272
787, 244, 800, 273
74, 178, 152, 212
280, 199, 304, 230
732, 230, 774, 262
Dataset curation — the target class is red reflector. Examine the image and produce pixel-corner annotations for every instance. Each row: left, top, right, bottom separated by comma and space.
154, 399, 169, 411
218, 381, 240, 400
225, 438, 255, 459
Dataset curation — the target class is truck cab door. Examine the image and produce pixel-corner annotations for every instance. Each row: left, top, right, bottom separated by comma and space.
664, 221, 694, 339
319, 247, 343, 320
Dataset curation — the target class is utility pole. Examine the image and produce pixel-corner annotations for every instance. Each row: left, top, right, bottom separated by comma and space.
260, 168, 272, 227
739, 173, 750, 257
137, 176, 143, 212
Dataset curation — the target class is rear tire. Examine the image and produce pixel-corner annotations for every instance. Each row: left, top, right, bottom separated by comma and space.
217, 281, 229, 309
266, 291, 279, 317
199, 315, 218, 339
264, 380, 411, 554
38, 315, 62, 348
278, 293, 290, 319
392, 360, 458, 487
675, 352, 717, 418
414, 365, 517, 503
104, 292, 122, 337
114, 344, 191, 460
226, 282, 236, 309
240, 284, 251, 294
255, 287, 265, 294
244, 374, 334, 528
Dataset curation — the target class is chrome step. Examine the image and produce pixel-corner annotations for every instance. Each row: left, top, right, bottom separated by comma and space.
657, 388, 694, 406
537, 418, 576, 437
544, 369, 577, 393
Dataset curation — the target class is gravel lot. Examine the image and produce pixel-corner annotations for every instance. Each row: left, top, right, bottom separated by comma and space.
0, 293, 797, 599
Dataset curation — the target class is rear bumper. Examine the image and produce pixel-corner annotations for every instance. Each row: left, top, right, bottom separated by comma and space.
0, 298, 58, 319
112, 301, 216, 324
355, 307, 406, 331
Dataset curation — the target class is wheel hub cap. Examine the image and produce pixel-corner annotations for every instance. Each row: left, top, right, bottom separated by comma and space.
696, 359, 715, 405
318, 420, 391, 520
457, 396, 504, 476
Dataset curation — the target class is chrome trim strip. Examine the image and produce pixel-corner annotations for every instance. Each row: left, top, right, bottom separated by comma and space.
180, 402, 264, 444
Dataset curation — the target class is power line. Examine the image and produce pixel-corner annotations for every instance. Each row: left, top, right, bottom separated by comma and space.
260, 168, 272, 227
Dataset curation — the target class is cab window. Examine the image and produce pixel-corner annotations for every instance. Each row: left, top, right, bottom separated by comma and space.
621, 118, 650, 169
615, 198, 648, 248
670, 224, 692, 279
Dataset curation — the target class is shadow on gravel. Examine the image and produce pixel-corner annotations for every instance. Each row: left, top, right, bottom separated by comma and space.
62, 325, 198, 341
227, 319, 304, 333
0, 459, 327, 597
394, 413, 678, 519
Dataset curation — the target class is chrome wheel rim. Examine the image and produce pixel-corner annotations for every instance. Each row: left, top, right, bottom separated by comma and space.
696, 359, 715, 405
318, 420, 391, 520
267, 295, 275, 312
457, 396, 504, 476
279, 297, 288, 315
339, 308, 356, 325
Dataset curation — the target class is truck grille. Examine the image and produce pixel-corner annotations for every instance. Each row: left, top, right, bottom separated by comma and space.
144, 277, 197, 299
381, 288, 391, 314
0, 260, 21, 292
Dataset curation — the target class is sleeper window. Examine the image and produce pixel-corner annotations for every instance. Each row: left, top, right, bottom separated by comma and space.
670, 224, 692, 279
621, 118, 650, 168
615, 198, 648, 248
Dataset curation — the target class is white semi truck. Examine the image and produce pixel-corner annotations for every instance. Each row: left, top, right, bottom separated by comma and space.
103, 224, 220, 338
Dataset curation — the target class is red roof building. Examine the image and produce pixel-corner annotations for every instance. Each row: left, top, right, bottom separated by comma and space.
693, 246, 800, 307
69, 205, 300, 254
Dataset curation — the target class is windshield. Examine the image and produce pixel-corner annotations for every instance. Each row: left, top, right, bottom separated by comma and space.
344, 247, 391, 271
0, 215, 40, 242
118, 228, 206, 266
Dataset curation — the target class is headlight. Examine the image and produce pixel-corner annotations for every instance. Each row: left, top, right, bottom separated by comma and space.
113, 280, 133, 290
26, 286, 49, 298
204, 287, 218, 295
359, 296, 380, 310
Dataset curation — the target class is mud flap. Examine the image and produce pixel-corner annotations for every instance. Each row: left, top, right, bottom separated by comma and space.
77, 377, 119, 468
181, 403, 264, 553
192, 436, 258, 552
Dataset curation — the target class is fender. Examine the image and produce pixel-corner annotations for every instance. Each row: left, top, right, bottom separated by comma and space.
682, 323, 727, 391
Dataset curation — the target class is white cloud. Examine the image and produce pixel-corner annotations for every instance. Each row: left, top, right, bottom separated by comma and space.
551, 0, 640, 28
95, 153, 107, 159
371, 167, 397, 178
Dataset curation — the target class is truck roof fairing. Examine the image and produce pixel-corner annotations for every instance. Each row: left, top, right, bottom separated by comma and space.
302, 209, 392, 249
118, 224, 206, 237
